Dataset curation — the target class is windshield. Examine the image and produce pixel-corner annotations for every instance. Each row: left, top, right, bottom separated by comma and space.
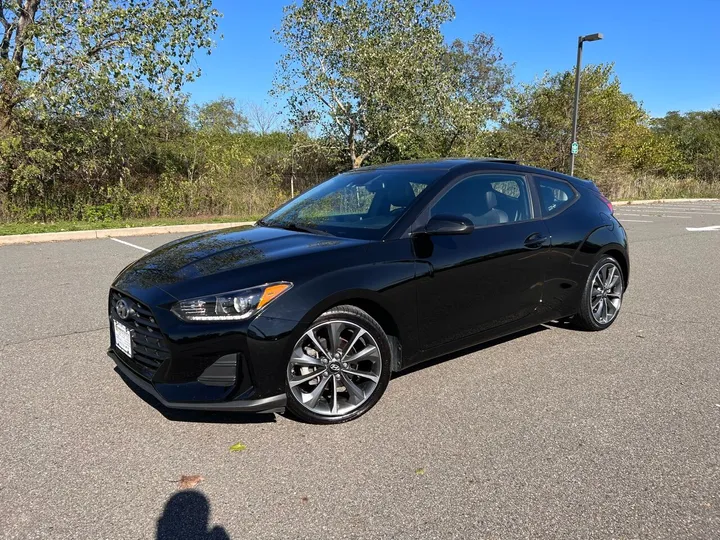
260, 168, 446, 240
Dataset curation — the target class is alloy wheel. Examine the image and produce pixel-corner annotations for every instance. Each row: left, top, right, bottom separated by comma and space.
287, 320, 382, 417
590, 262, 623, 324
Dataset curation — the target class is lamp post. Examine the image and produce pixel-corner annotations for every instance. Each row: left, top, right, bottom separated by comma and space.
570, 32, 603, 176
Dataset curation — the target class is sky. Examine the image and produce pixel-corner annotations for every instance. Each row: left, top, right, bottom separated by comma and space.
184, 0, 720, 119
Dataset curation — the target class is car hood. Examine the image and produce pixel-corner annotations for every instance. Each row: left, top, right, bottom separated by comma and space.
113, 225, 368, 296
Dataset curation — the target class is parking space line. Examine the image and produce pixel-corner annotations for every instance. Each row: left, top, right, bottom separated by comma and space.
109, 237, 151, 252
616, 213, 690, 219
630, 205, 720, 210
618, 219, 654, 223
618, 209, 720, 215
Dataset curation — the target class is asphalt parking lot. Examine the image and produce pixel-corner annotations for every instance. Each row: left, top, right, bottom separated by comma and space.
1, 201, 719, 539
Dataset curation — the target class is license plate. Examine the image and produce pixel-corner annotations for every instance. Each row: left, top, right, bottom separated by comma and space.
113, 320, 133, 358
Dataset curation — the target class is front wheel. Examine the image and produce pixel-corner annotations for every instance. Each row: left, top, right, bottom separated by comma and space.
285, 305, 392, 424
574, 256, 625, 331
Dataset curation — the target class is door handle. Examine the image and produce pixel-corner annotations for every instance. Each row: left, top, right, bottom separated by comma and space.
524, 232, 548, 249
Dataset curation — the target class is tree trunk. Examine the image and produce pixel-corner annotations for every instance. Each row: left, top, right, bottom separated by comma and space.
348, 124, 358, 169
0, 0, 41, 130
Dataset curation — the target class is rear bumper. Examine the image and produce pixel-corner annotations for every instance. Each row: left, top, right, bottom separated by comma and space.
108, 350, 286, 413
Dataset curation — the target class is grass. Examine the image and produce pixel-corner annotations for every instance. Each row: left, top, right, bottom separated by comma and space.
0, 215, 259, 236
594, 173, 720, 201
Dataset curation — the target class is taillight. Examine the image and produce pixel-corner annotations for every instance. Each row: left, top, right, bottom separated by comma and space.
596, 193, 613, 214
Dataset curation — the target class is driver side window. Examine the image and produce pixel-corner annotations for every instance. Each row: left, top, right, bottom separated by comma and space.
431, 174, 531, 227
298, 185, 374, 220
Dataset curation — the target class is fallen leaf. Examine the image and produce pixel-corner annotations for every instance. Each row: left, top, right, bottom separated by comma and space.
178, 475, 204, 489
415, 468, 425, 476
229, 442, 247, 452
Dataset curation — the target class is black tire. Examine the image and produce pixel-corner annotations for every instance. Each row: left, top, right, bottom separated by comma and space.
574, 255, 625, 331
285, 305, 392, 424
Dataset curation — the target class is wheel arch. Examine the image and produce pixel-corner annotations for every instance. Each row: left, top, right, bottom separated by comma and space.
599, 246, 629, 288
574, 224, 630, 288
301, 290, 404, 371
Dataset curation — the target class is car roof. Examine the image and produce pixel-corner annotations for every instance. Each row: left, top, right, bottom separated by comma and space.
354, 158, 518, 172
354, 158, 596, 190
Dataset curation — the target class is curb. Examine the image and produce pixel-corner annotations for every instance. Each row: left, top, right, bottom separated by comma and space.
613, 197, 718, 206
0, 221, 255, 246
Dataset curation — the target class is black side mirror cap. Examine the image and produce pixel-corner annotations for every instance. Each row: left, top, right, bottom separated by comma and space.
423, 215, 474, 236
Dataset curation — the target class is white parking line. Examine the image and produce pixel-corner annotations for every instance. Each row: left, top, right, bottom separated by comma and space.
109, 237, 151, 252
686, 225, 720, 232
618, 219, 654, 223
630, 205, 720, 210
616, 213, 691, 219
618, 209, 720, 216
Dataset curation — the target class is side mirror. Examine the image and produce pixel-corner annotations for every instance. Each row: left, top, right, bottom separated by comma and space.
423, 214, 474, 236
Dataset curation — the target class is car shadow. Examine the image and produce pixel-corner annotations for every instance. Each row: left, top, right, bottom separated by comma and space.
393, 325, 548, 379
157, 490, 230, 539
114, 368, 277, 424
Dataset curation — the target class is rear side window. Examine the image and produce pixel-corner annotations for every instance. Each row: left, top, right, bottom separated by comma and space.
536, 178, 577, 217
430, 173, 532, 227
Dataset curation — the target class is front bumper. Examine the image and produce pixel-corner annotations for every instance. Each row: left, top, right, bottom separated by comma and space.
109, 349, 286, 413
108, 286, 304, 414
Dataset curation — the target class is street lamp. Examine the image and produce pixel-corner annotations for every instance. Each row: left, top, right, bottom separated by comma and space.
569, 32, 603, 176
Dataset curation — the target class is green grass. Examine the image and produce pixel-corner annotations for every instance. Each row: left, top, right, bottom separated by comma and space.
0, 215, 259, 236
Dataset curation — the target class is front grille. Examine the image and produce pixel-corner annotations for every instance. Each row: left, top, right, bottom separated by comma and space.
109, 290, 171, 379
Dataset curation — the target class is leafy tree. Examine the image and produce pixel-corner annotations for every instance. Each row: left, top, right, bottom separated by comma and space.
429, 34, 512, 156
0, 0, 220, 131
0, 0, 219, 214
495, 63, 681, 178
652, 110, 720, 182
195, 97, 248, 135
273, 0, 510, 169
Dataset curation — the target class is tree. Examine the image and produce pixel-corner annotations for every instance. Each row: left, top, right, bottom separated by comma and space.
247, 102, 281, 135
652, 110, 720, 182
496, 64, 671, 177
273, 0, 509, 169
429, 34, 512, 156
0, 0, 220, 132
195, 97, 248, 135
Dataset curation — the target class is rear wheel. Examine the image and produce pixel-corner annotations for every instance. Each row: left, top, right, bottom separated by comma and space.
574, 256, 624, 331
285, 305, 392, 424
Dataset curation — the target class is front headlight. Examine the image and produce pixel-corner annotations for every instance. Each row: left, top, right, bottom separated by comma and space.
171, 282, 292, 322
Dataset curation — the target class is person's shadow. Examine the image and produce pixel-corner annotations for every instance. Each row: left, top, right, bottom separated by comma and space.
157, 490, 230, 540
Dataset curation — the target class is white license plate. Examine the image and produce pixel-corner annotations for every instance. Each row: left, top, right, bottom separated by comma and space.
113, 320, 133, 358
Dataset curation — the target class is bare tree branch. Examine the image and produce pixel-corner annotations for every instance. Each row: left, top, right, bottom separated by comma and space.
246, 102, 279, 135
316, 55, 353, 125
10, 0, 39, 68
356, 127, 409, 165
0, 18, 14, 61
310, 89, 349, 137
0, 0, 11, 30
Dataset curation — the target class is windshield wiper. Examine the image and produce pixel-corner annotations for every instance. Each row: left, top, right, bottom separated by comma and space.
261, 220, 332, 236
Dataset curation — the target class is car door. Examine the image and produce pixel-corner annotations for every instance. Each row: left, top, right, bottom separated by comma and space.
413, 171, 552, 351
532, 175, 589, 318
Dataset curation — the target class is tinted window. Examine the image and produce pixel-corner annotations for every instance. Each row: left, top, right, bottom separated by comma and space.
431, 174, 531, 226
262, 169, 443, 240
536, 178, 577, 216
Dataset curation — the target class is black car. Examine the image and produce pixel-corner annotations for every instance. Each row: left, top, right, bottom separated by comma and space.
108, 159, 628, 424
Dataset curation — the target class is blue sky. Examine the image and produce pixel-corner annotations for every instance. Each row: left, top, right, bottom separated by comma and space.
185, 0, 720, 118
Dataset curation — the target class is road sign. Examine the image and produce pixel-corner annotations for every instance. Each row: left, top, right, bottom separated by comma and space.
571, 142, 579, 155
